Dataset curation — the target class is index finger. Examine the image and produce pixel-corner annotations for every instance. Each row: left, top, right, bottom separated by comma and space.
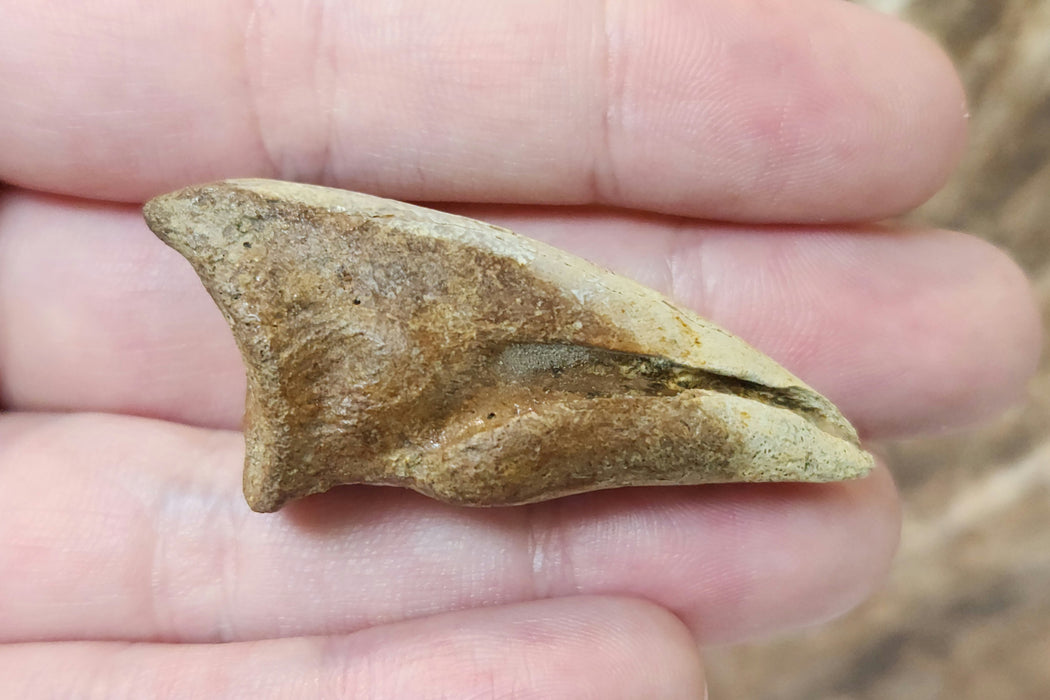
0, 0, 965, 222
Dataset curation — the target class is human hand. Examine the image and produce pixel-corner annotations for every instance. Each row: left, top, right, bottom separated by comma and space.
0, 1, 1040, 697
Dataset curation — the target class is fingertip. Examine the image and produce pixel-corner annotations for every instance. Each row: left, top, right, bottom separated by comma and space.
706, 462, 902, 640
852, 232, 1042, 436
603, 0, 971, 221
850, 9, 970, 217
936, 233, 1042, 426
766, 3, 970, 221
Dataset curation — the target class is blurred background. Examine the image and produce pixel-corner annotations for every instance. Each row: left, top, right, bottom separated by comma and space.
707, 1, 1050, 697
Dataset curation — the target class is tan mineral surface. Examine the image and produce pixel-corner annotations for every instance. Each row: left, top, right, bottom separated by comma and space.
144, 179, 872, 512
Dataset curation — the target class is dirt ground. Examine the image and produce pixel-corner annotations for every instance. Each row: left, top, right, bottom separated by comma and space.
707, 1, 1050, 697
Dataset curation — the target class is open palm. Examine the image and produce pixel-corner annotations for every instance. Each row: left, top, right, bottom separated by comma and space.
0, 1, 1039, 697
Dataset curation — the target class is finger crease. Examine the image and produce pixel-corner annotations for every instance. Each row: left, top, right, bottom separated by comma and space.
311, 0, 338, 185
241, 0, 282, 178
524, 500, 577, 601
590, 0, 625, 205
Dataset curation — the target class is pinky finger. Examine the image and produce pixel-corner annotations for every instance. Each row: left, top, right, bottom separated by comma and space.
1, 596, 705, 700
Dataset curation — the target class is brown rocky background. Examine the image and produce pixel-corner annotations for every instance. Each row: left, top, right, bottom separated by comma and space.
707, 1, 1050, 697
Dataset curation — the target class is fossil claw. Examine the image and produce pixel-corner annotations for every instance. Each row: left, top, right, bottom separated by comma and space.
144, 179, 873, 512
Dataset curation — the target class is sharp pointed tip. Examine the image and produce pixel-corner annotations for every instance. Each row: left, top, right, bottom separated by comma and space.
141, 181, 250, 257
142, 193, 178, 246
142, 191, 172, 224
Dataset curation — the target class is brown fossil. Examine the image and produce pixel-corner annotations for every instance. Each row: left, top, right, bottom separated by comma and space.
143, 179, 873, 512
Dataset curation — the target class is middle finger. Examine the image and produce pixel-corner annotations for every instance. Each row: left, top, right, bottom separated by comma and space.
0, 189, 1038, 437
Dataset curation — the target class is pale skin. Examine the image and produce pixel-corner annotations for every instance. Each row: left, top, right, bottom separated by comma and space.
0, 1, 1041, 698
